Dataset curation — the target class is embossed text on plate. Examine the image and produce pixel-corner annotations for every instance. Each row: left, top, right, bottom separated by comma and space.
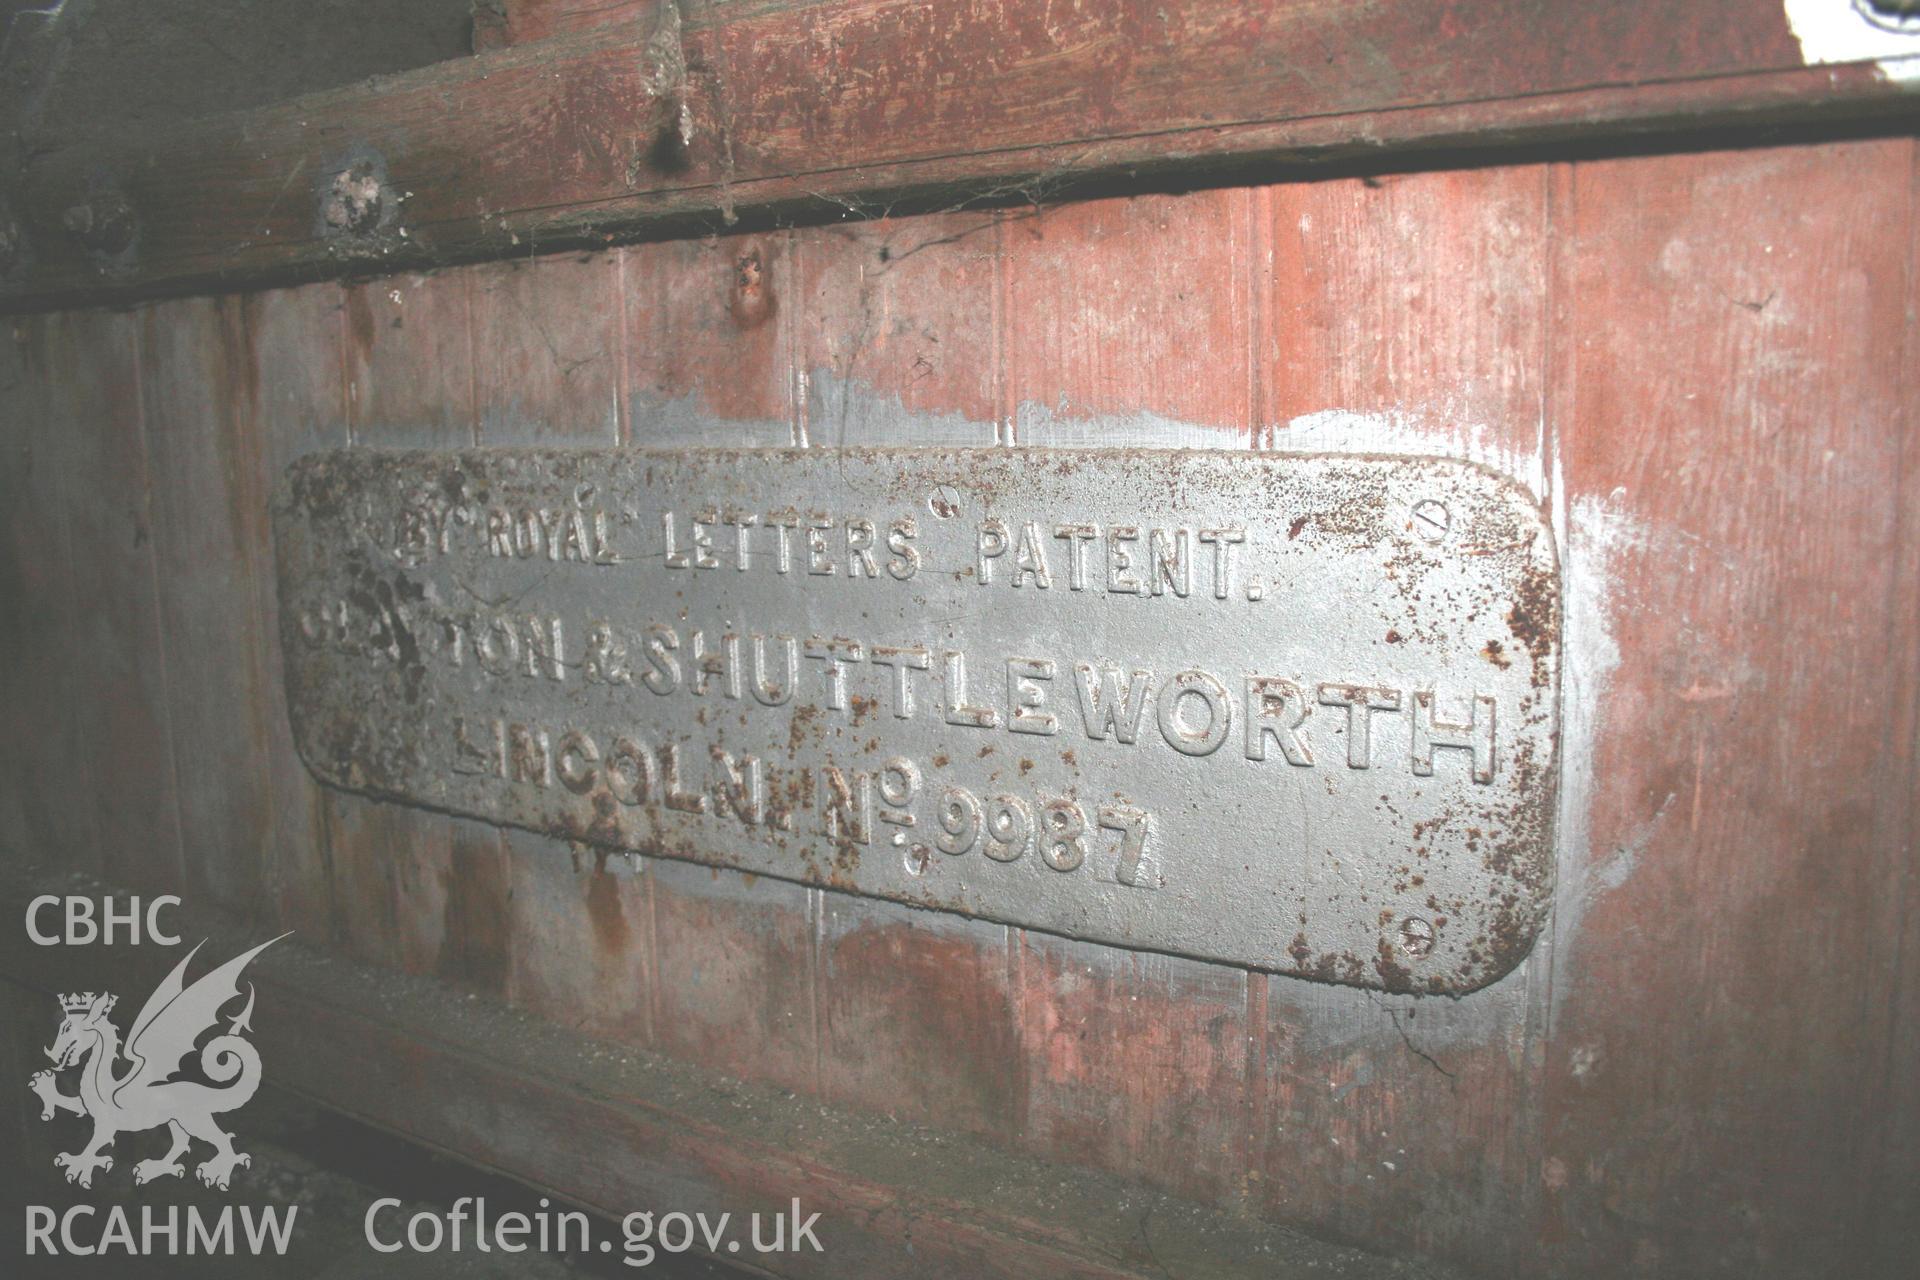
274, 448, 1560, 992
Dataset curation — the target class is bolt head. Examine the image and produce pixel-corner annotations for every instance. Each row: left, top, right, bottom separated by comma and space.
1411, 499, 1450, 543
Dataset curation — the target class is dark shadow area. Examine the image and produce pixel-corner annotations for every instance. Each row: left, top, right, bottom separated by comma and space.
0, 0, 475, 143
2, 1079, 755, 1278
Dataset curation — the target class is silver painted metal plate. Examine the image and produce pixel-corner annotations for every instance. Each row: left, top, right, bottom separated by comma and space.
274, 448, 1559, 992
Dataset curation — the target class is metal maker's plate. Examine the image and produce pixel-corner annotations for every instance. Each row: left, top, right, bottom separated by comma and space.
275, 448, 1560, 993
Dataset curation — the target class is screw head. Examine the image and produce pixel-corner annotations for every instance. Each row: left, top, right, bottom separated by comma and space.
1411, 499, 1450, 543
1400, 916, 1435, 958
928, 485, 961, 519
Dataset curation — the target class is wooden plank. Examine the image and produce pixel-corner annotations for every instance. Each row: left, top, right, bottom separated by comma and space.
140, 297, 288, 914
43, 308, 182, 893
795, 211, 1012, 1136
816, 897, 1017, 1138
1003, 190, 1253, 444
1248, 162, 1553, 1273
791, 213, 1002, 446
8, 0, 1917, 310
617, 236, 820, 1090
1543, 137, 1913, 1278
624, 232, 795, 444
329, 270, 473, 970
647, 859, 819, 1096
243, 284, 350, 939
1263, 166, 1550, 481
488, 0, 651, 46
467, 248, 651, 1026
1014, 938, 1253, 1206
991, 183, 1259, 1204
1874, 137, 1920, 1280
0, 315, 96, 870
470, 251, 624, 443
0, 868, 1460, 1280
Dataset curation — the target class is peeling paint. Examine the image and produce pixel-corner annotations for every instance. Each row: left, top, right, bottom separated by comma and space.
1544, 491, 1641, 1034
805, 371, 993, 447
1280, 408, 1546, 504
1016, 399, 1248, 449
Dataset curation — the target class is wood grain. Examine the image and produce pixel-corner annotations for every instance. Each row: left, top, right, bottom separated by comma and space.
4, 130, 1918, 1278
791, 213, 1002, 446
1874, 138, 1920, 1279
8, 0, 1914, 310
468, 248, 649, 1025
0, 316, 94, 870
1247, 161, 1555, 1271
330, 270, 473, 970
1544, 137, 1915, 1279
243, 284, 351, 939
1003, 190, 1254, 444
140, 298, 290, 915
624, 232, 795, 443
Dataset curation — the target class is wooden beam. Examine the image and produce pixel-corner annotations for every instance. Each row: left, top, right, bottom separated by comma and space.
0, 864, 1441, 1278
3, 0, 1917, 310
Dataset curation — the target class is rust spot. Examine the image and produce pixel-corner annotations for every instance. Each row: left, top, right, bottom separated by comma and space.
1288, 515, 1308, 540
1372, 936, 1414, 992
438, 830, 509, 995
1482, 638, 1512, 669
586, 850, 630, 954
1505, 558, 1559, 689
728, 241, 775, 329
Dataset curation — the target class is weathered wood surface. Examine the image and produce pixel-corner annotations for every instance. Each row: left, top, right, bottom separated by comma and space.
0, 870, 1455, 1280
3, 135, 1917, 1277
5, 0, 1920, 310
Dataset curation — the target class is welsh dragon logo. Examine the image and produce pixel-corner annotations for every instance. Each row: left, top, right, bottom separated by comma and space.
28, 935, 285, 1191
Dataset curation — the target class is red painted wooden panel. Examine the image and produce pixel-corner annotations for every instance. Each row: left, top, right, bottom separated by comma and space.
816, 894, 1017, 1139
1264, 166, 1549, 476
4, 130, 1917, 1280
790, 211, 1015, 1135
791, 213, 1003, 446
331, 271, 473, 971
620, 229, 819, 1094
1249, 163, 1555, 1269
1002, 189, 1254, 443
471, 252, 625, 444
242, 285, 352, 939
1013, 936, 1252, 1206
141, 297, 292, 915
468, 250, 651, 1027
1880, 170, 1920, 1279
625, 233, 796, 443
1545, 137, 1915, 1278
